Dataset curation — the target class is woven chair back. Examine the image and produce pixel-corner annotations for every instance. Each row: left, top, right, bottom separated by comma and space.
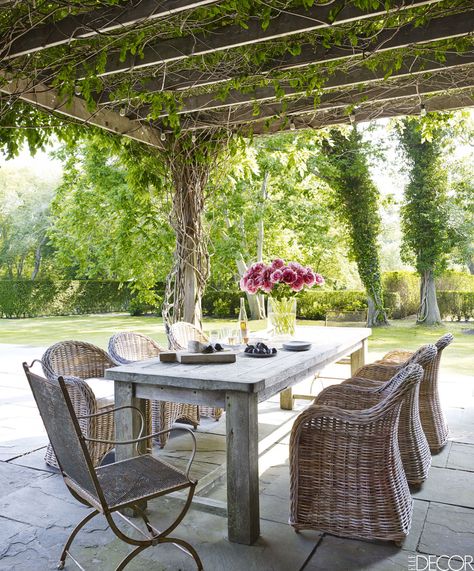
23, 364, 102, 502
42, 340, 114, 380
379, 345, 437, 394
369, 363, 424, 417
108, 332, 162, 365
168, 322, 208, 350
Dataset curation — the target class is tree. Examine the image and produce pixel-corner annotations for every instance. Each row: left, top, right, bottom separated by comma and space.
317, 126, 389, 327
0, 164, 57, 279
50, 135, 175, 304
396, 114, 455, 325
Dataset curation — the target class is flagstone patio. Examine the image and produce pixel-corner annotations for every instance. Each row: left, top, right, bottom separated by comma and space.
1, 344, 473, 570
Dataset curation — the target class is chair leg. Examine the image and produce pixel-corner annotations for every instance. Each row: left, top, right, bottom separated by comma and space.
58, 509, 100, 569
115, 544, 149, 571
156, 536, 204, 570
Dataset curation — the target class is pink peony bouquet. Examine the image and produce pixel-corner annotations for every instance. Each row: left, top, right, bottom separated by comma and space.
240, 259, 324, 298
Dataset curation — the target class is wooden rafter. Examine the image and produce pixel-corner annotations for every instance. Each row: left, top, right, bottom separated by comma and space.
0, 74, 163, 148
180, 71, 474, 130
246, 89, 474, 135
3, 0, 220, 59
82, 0, 444, 79
140, 52, 474, 118
98, 8, 474, 103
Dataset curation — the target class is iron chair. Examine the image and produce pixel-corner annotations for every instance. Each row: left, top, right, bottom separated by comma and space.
168, 322, 223, 421
315, 344, 437, 485
108, 331, 200, 448
23, 362, 203, 571
290, 364, 423, 544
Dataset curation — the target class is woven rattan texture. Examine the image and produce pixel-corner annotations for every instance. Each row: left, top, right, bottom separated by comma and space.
289, 364, 423, 543
322, 347, 437, 484
108, 332, 200, 448
356, 335, 453, 451
168, 322, 223, 421
41, 341, 116, 468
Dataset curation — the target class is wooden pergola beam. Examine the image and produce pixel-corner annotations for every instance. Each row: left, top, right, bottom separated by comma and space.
181, 71, 474, 130
246, 90, 474, 135
0, 74, 163, 149
145, 52, 474, 118
3, 0, 220, 60
87, 0, 444, 79
98, 8, 474, 102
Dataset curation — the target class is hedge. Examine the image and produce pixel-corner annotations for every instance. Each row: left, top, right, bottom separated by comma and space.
0, 280, 131, 318
438, 291, 474, 321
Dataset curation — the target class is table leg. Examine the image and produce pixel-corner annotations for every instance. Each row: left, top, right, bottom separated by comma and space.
226, 391, 260, 544
351, 338, 368, 376
114, 382, 148, 514
280, 387, 293, 410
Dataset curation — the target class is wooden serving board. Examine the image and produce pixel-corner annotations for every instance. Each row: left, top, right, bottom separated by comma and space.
159, 351, 236, 364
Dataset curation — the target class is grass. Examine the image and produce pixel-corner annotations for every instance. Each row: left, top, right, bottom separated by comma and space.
0, 313, 472, 376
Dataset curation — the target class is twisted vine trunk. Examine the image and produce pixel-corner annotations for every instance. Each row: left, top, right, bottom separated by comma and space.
417, 270, 442, 325
162, 145, 211, 329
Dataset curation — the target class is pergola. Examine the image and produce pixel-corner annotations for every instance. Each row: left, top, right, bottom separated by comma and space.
0, 0, 473, 322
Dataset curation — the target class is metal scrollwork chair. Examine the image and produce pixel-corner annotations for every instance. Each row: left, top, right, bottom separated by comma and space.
316, 344, 437, 485
108, 332, 200, 448
168, 322, 223, 421
290, 364, 423, 545
41, 340, 117, 468
23, 362, 203, 571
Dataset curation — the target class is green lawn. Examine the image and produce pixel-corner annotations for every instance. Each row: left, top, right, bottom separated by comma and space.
0, 313, 472, 376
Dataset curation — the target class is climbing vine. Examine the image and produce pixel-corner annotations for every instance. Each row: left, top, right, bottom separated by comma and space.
396, 114, 455, 325
317, 126, 389, 326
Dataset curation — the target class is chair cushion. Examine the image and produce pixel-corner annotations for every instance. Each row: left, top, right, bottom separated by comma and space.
95, 454, 191, 509
85, 377, 114, 408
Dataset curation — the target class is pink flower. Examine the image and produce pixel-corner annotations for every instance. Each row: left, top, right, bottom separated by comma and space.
314, 273, 325, 285
270, 269, 283, 283
262, 279, 273, 293
303, 271, 316, 286
271, 258, 285, 269
288, 261, 302, 271
291, 276, 305, 291
282, 268, 297, 284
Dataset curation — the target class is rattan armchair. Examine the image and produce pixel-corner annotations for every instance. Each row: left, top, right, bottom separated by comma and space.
23, 363, 203, 571
290, 364, 423, 544
379, 333, 453, 452
168, 322, 223, 421
41, 340, 116, 468
316, 344, 437, 485
108, 332, 200, 448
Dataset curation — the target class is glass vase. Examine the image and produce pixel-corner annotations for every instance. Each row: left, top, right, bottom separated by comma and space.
268, 297, 297, 341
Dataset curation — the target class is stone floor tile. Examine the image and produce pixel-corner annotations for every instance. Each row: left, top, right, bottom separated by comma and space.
0, 461, 49, 499
431, 441, 452, 468
304, 535, 417, 571
418, 502, 474, 557
445, 407, 474, 445
0, 436, 47, 462
403, 500, 429, 553
447, 442, 474, 472
412, 466, 474, 508
10, 447, 57, 474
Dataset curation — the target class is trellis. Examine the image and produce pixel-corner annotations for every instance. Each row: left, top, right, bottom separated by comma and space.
0, 0, 473, 325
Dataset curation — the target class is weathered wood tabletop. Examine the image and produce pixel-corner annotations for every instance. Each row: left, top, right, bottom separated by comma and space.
105, 325, 371, 545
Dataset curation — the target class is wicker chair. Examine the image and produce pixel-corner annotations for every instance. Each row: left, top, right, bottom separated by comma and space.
379, 333, 453, 452
108, 332, 200, 448
41, 340, 116, 468
290, 364, 423, 544
168, 322, 223, 421
354, 335, 453, 452
316, 344, 437, 485
23, 363, 202, 571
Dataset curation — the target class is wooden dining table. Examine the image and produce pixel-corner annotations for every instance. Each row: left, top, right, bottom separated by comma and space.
105, 325, 371, 545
